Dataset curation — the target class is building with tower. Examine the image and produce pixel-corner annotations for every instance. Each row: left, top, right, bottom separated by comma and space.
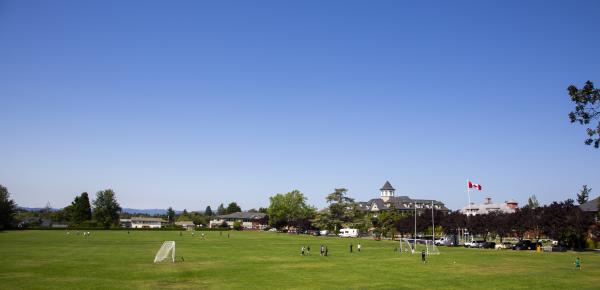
356, 181, 450, 216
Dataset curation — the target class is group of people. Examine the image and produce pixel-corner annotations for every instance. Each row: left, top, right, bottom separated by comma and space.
301, 243, 364, 256
300, 245, 330, 256
348, 243, 362, 253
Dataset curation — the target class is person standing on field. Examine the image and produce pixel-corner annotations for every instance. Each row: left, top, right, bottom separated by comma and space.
575, 257, 581, 270
357, 243, 361, 252
421, 250, 427, 263
307, 245, 310, 255
350, 244, 353, 253
301, 246, 305, 256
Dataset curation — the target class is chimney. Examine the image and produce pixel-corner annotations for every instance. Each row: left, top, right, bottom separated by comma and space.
484, 197, 492, 204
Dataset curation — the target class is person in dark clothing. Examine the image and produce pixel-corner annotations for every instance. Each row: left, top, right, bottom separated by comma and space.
325, 246, 328, 256
307, 245, 310, 255
421, 250, 427, 263
350, 244, 353, 253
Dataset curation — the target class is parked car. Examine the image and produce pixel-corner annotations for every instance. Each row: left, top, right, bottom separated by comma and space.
495, 242, 512, 250
434, 237, 454, 246
512, 240, 541, 250
465, 240, 486, 248
338, 228, 358, 238
482, 242, 496, 249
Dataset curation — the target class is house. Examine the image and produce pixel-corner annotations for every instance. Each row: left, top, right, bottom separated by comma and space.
209, 212, 268, 230
175, 220, 196, 231
459, 197, 518, 216
125, 217, 168, 228
580, 196, 599, 222
357, 181, 450, 216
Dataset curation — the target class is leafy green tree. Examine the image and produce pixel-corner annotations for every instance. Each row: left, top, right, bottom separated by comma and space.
166, 207, 176, 223
92, 189, 121, 228
226, 202, 241, 214
258, 207, 268, 214
0, 184, 17, 230
577, 185, 592, 205
267, 190, 316, 229
204, 206, 213, 216
232, 220, 242, 230
217, 203, 226, 215
190, 212, 208, 227
321, 188, 359, 232
65, 192, 92, 224
568, 80, 600, 148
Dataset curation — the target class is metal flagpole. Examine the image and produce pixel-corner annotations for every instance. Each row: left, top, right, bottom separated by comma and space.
467, 179, 471, 244
431, 200, 435, 240
414, 201, 417, 254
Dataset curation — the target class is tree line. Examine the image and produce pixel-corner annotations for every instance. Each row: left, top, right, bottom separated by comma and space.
266, 189, 599, 250
1, 184, 261, 229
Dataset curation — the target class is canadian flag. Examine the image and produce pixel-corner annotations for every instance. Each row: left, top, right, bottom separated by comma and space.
468, 181, 482, 190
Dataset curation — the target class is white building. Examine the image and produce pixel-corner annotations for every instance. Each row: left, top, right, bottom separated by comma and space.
460, 197, 518, 216
175, 220, 196, 231
356, 181, 450, 217
122, 217, 168, 228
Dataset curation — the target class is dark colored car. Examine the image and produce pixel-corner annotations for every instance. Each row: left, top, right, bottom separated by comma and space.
512, 240, 541, 250
482, 242, 496, 249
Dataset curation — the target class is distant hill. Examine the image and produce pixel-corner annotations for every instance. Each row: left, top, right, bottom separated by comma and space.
123, 208, 166, 215
121, 208, 184, 215
19, 207, 59, 212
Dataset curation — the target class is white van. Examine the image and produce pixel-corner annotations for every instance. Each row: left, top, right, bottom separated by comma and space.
338, 228, 358, 238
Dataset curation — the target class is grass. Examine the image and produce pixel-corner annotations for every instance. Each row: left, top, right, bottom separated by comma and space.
0, 230, 598, 289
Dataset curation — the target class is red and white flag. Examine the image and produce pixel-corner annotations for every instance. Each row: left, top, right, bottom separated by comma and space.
468, 181, 482, 190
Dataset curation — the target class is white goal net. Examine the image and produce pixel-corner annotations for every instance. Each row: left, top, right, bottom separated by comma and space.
399, 239, 439, 255
154, 241, 176, 263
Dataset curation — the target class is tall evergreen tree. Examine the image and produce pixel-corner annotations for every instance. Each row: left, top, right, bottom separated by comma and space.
92, 189, 121, 228
204, 206, 213, 216
0, 184, 17, 230
577, 185, 591, 205
217, 203, 226, 215
527, 195, 540, 208
166, 207, 176, 223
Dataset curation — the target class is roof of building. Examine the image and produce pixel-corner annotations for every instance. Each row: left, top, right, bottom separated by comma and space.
361, 196, 449, 211
580, 196, 599, 212
131, 217, 167, 222
217, 212, 267, 220
380, 181, 395, 191
459, 199, 515, 215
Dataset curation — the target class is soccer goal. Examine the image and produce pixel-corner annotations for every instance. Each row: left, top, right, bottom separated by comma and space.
154, 241, 176, 263
398, 238, 414, 254
425, 240, 439, 255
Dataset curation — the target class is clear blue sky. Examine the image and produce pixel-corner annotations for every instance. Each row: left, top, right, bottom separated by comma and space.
1, 0, 599, 211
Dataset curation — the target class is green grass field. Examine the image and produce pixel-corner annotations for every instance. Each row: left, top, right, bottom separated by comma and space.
0, 230, 598, 289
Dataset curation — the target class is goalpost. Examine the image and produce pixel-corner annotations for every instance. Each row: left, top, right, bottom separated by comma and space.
154, 241, 176, 263
399, 238, 414, 254
401, 200, 441, 255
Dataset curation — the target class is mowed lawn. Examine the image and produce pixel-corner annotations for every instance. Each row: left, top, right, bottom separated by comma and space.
0, 231, 598, 289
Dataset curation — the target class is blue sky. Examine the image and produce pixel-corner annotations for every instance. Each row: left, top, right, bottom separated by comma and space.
1, 0, 599, 211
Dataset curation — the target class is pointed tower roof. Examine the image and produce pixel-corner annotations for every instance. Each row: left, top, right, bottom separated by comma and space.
380, 181, 395, 191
